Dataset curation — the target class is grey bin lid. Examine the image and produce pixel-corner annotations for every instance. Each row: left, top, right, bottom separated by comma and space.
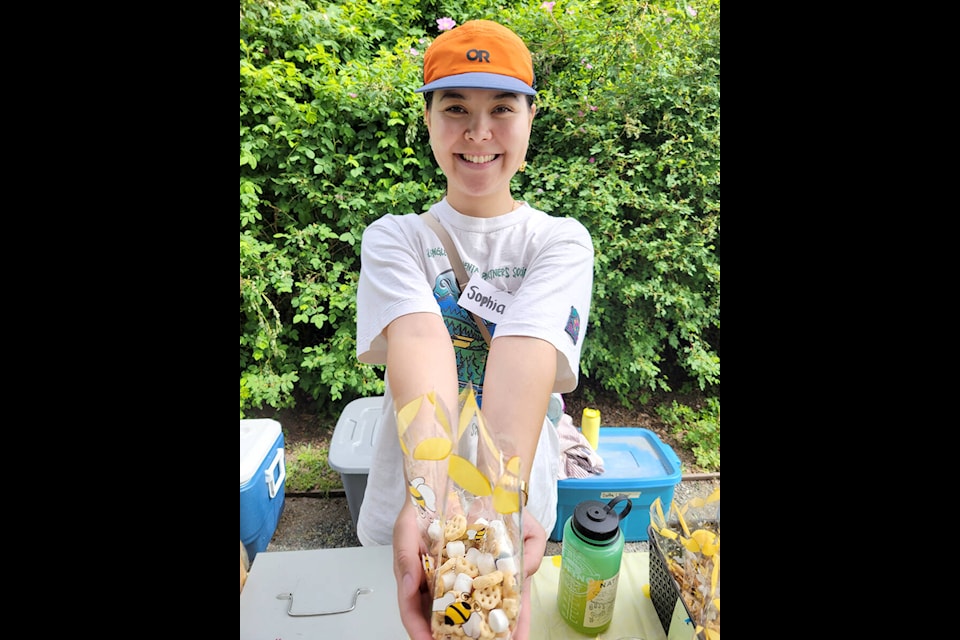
328, 397, 385, 474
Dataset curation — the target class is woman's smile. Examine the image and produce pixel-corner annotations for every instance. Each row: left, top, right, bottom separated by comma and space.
459, 153, 499, 165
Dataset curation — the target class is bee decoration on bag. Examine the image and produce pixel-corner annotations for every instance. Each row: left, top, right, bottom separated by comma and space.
409, 476, 437, 514
467, 525, 486, 543
444, 599, 473, 626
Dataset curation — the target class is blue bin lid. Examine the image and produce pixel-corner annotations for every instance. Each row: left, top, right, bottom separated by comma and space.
558, 427, 682, 489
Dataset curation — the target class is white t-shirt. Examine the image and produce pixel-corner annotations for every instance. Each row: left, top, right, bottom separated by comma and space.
355, 198, 594, 546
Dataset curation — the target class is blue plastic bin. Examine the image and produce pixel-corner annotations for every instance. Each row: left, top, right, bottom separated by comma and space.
551, 427, 682, 542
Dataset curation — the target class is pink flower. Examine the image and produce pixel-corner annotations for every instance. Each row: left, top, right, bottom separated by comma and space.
541, 1, 555, 12
588, 157, 596, 164
348, 93, 358, 99
589, 105, 598, 111
408, 47, 419, 56
686, 5, 697, 17
436, 17, 456, 31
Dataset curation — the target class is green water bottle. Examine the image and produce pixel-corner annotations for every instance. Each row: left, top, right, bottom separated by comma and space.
556, 495, 632, 635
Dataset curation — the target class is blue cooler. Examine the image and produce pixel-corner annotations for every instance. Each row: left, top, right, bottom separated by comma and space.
240, 419, 286, 562
551, 427, 682, 542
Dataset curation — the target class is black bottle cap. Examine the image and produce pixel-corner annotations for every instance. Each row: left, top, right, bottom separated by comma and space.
572, 494, 633, 543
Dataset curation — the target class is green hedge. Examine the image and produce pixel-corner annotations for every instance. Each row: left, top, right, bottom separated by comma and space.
240, 0, 720, 419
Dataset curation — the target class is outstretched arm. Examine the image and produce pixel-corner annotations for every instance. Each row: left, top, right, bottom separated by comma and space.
480, 334, 556, 497
385, 311, 460, 418
385, 311, 459, 639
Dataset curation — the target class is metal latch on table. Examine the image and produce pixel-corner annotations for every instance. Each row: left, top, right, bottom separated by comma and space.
276, 588, 373, 616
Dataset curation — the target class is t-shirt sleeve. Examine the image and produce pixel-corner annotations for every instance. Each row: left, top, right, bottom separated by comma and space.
355, 215, 442, 364
493, 218, 594, 392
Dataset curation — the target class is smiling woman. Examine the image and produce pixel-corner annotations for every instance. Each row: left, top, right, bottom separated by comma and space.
353, 19, 597, 640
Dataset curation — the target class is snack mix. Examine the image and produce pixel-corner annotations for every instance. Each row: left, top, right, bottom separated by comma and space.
650, 489, 720, 640
397, 386, 525, 639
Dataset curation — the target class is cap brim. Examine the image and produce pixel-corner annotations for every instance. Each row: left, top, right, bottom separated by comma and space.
415, 72, 536, 95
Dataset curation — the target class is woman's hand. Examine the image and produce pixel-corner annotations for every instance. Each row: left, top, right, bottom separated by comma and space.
393, 499, 548, 639
520, 509, 547, 579
512, 509, 547, 639
393, 500, 434, 640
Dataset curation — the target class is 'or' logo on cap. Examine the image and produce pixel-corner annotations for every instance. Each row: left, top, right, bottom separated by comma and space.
466, 49, 490, 62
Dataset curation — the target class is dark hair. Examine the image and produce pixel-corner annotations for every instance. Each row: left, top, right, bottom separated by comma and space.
424, 91, 536, 110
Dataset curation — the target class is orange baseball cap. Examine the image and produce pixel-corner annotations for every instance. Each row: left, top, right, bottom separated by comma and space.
415, 20, 537, 96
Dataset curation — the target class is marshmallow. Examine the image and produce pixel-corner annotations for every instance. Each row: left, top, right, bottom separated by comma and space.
478, 552, 497, 575
465, 547, 481, 565
495, 556, 517, 576
462, 612, 483, 638
488, 608, 510, 633
432, 592, 456, 612
428, 519, 443, 541
446, 540, 466, 558
441, 571, 456, 591
454, 572, 474, 594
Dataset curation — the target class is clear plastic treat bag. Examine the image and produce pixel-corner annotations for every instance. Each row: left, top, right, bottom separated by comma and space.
649, 489, 720, 640
396, 391, 456, 593
416, 385, 526, 640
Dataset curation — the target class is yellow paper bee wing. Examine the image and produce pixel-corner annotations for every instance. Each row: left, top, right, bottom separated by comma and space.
413, 437, 452, 461
652, 497, 667, 529
493, 483, 520, 514
458, 386, 479, 440
658, 527, 679, 540
448, 454, 493, 497
676, 505, 692, 538
491, 456, 524, 514
431, 391, 455, 436
681, 529, 719, 556
395, 395, 424, 457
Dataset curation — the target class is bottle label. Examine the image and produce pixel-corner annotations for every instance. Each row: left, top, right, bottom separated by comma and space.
583, 572, 619, 628
557, 527, 622, 632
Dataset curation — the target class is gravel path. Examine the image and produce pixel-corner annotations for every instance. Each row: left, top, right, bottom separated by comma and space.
265, 477, 719, 556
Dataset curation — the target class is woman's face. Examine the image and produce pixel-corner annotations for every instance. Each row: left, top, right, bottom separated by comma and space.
425, 88, 535, 211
